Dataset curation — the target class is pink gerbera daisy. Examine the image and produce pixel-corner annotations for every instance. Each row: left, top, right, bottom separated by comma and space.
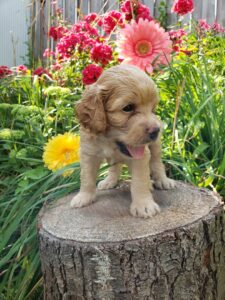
117, 18, 172, 73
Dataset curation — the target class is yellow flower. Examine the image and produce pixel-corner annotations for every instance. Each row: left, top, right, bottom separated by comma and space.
43, 132, 80, 176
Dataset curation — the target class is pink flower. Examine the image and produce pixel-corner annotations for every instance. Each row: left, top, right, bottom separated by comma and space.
169, 29, 186, 41
136, 3, 152, 21
97, 17, 103, 27
84, 12, 98, 23
172, 45, 180, 52
55, 30, 97, 59
121, 0, 152, 21
121, 0, 136, 21
171, 0, 194, 15
198, 19, 211, 31
55, 33, 80, 58
0, 65, 12, 78
169, 29, 187, 51
212, 22, 225, 33
51, 63, 62, 71
43, 48, 55, 58
117, 18, 172, 73
100, 11, 124, 35
49, 26, 68, 41
90, 43, 113, 65
109, 11, 124, 26
82, 64, 103, 85
16, 65, 28, 75
33, 67, 51, 77
72, 21, 99, 37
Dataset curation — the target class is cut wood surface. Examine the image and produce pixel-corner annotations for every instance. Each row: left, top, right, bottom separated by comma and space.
38, 181, 225, 300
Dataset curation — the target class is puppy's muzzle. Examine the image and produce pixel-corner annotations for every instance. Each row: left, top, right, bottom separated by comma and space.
147, 127, 160, 141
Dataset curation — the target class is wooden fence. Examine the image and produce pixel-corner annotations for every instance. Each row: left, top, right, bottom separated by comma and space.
30, 0, 225, 61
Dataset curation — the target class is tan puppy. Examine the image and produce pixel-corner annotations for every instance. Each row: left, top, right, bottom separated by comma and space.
71, 65, 175, 218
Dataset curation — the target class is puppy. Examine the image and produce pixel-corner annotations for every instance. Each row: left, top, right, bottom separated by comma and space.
70, 65, 175, 218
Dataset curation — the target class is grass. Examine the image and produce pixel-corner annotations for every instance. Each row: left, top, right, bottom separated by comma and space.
0, 165, 80, 300
156, 57, 225, 196
0, 74, 82, 299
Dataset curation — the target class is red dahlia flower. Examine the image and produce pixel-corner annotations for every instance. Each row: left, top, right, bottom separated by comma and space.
169, 29, 187, 51
121, 0, 136, 21
100, 10, 124, 35
168, 29, 187, 52
56, 30, 97, 59
169, 29, 186, 41
90, 43, 113, 66
171, 0, 194, 15
212, 22, 225, 33
121, 0, 152, 21
55, 33, 80, 59
72, 21, 99, 37
84, 13, 98, 23
43, 48, 55, 58
136, 3, 152, 21
16, 65, 28, 74
82, 64, 103, 85
49, 26, 68, 41
198, 19, 211, 31
33, 67, 51, 77
0, 65, 12, 78
51, 63, 62, 71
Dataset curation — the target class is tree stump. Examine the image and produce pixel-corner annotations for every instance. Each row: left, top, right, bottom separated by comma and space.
38, 181, 225, 300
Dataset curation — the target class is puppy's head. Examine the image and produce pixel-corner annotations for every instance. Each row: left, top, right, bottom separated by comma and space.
76, 65, 161, 158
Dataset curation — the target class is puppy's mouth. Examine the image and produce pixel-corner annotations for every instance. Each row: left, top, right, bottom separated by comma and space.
116, 141, 146, 159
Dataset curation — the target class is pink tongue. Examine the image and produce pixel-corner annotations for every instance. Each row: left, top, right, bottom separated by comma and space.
127, 145, 145, 159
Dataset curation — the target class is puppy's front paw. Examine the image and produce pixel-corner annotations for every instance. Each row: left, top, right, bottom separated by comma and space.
154, 177, 175, 190
130, 198, 160, 218
70, 192, 95, 208
98, 177, 118, 190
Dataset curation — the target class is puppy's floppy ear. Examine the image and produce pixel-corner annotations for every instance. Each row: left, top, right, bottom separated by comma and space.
76, 84, 107, 134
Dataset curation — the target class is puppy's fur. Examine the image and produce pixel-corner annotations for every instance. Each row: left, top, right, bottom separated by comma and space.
71, 65, 175, 218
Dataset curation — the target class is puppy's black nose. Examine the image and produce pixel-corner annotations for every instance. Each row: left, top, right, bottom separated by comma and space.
149, 127, 160, 140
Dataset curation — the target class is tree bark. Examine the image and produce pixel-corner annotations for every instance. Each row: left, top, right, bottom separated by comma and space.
38, 181, 225, 300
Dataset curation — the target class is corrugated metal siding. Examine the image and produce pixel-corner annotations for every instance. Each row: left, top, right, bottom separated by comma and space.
0, 0, 30, 67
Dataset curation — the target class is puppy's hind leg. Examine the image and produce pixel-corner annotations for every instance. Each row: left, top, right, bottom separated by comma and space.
98, 163, 122, 190
70, 153, 101, 208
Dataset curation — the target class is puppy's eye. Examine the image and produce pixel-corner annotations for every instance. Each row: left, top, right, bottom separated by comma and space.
122, 104, 135, 112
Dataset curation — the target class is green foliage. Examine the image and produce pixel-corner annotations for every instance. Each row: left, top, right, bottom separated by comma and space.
0, 55, 83, 299
0, 165, 80, 300
0, 75, 43, 105
157, 1, 167, 28
0, 129, 25, 140
155, 32, 225, 196
181, 25, 225, 76
44, 86, 71, 97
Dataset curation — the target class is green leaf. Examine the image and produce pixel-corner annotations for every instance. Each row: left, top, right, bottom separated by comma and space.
218, 152, 225, 175
22, 166, 49, 180
192, 143, 209, 158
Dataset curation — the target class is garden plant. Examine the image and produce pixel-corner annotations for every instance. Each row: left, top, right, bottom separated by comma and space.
0, 0, 225, 299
